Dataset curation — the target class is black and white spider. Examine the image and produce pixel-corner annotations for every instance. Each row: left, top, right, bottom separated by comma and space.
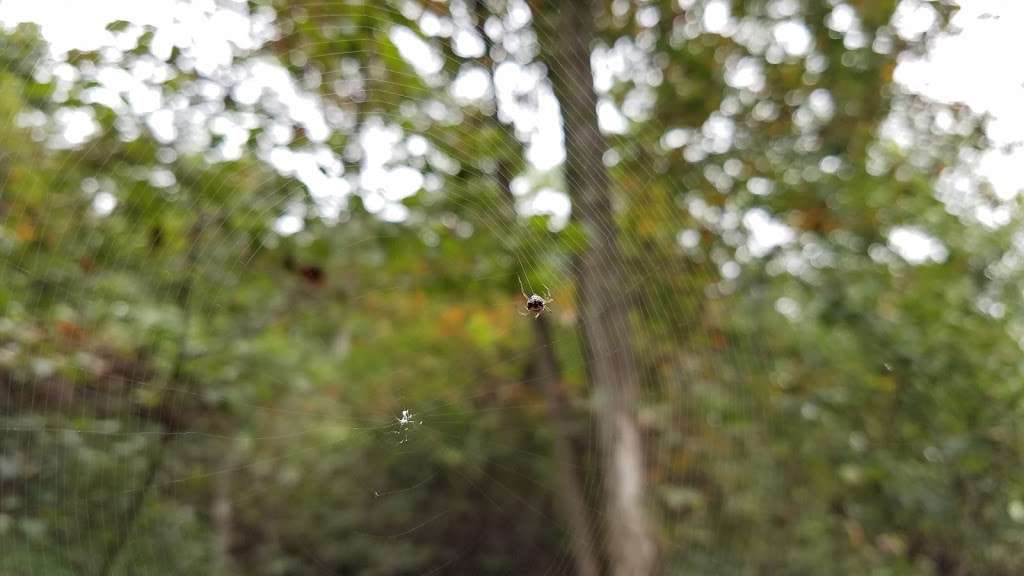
519, 277, 554, 318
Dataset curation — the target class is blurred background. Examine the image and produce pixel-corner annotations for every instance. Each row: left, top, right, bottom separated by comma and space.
2, 0, 1024, 574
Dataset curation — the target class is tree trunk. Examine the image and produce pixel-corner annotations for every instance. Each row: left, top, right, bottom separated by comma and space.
541, 1, 658, 574
468, 4, 604, 574
212, 455, 235, 575
532, 316, 603, 576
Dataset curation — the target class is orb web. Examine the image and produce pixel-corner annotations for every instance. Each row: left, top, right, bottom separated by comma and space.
0, 1, 1003, 575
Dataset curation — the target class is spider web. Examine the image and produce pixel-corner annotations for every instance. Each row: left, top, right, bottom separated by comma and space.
0, 1, 1005, 575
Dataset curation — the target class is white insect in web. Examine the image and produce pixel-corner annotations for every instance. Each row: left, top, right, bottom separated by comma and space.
393, 409, 421, 444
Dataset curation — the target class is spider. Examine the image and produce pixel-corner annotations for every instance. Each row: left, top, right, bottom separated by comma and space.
519, 277, 554, 318
393, 409, 420, 444
396, 409, 416, 426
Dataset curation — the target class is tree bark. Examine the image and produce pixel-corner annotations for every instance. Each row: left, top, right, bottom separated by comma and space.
541, 1, 658, 574
212, 454, 236, 575
532, 316, 603, 576
468, 4, 604, 574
